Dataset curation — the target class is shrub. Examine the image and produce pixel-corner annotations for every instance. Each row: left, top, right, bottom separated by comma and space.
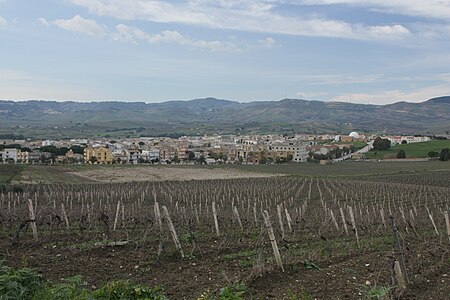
92, 280, 168, 300
0, 262, 44, 300
396, 150, 406, 159
439, 148, 449, 161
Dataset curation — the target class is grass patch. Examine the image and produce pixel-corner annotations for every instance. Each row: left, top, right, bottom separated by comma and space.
0, 165, 24, 184
366, 140, 450, 159
0, 262, 168, 300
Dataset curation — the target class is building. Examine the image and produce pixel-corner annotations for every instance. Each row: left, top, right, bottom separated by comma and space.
385, 135, 431, 145
268, 141, 308, 163
17, 151, 41, 163
0, 148, 19, 163
65, 150, 84, 163
127, 148, 142, 164
84, 147, 112, 164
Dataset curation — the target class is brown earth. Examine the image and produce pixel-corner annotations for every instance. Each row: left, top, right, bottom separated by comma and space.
69, 166, 280, 183
1, 232, 448, 299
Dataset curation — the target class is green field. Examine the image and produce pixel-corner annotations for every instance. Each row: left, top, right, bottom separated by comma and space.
221, 160, 450, 177
365, 140, 450, 159
0, 165, 23, 185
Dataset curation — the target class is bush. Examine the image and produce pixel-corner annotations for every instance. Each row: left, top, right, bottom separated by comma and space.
34, 276, 89, 300
0, 263, 168, 300
0, 262, 44, 300
439, 148, 449, 161
428, 151, 439, 158
92, 281, 168, 300
372, 138, 391, 151
396, 150, 406, 159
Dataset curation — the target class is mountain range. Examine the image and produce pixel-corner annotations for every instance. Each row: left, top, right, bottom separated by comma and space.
0, 97, 449, 139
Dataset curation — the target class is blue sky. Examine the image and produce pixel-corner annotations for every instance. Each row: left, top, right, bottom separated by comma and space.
1, 0, 450, 104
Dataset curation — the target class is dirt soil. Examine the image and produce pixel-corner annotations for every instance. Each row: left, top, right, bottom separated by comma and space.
69, 166, 279, 182
1, 234, 448, 299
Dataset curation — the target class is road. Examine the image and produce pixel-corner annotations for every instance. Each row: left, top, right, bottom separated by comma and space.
333, 140, 374, 162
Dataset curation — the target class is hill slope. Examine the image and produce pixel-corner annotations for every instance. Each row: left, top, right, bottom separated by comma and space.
0, 97, 449, 138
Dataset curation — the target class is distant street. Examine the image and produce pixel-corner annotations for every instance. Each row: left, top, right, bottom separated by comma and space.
333, 140, 374, 162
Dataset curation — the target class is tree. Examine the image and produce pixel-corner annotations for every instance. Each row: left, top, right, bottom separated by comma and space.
70, 145, 85, 155
197, 155, 206, 164
286, 154, 293, 162
401, 140, 408, 144
428, 151, 439, 158
439, 148, 449, 161
397, 150, 406, 159
185, 151, 195, 161
372, 137, 391, 151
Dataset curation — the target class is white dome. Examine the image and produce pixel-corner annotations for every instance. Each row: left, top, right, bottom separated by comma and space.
349, 132, 360, 139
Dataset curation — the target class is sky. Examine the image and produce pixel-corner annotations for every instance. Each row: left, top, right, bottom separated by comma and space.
1, 0, 450, 104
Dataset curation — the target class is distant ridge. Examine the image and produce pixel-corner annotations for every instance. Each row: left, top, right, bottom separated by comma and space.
425, 96, 450, 104
0, 97, 449, 138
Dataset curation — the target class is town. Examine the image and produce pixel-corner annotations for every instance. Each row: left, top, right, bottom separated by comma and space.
0, 132, 435, 165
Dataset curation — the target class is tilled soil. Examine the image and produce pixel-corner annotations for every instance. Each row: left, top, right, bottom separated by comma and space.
1, 233, 448, 299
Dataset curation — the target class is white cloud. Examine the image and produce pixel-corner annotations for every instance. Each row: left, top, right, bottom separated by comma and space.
297, 0, 450, 20
38, 17, 50, 26
259, 37, 277, 48
112, 24, 243, 52
70, 0, 411, 41
295, 73, 384, 85
296, 91, 328, 99
333, 85, 450, 104
0, 16, 7, 27
53, 15, 107, 37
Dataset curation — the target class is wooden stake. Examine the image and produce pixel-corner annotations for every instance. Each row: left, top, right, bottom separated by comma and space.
212, 201, 220, 237
285, 208, 293, 233
262, 210, 284, 271
27, 199, 38, 242
233, 206, 243, 230
161, 205, 184, 258
394, 260, 406, 291
444, 211, 450, 244
113, 200, 120, 231
348, 206, 360, 248
61, 203, 70, 229
277, 204, 285, 239
340, 207, 349, 236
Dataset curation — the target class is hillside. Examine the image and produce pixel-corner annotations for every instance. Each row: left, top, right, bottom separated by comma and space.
0, 97, 449, 138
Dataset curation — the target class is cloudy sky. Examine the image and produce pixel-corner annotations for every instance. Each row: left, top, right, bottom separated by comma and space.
1, 0, 450, 104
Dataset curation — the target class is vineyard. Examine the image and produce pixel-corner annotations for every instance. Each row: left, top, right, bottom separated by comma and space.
0, 168, 449, 299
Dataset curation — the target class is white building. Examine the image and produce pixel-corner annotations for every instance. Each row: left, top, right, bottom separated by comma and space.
0, 148, 18, 163
385, 136, 431, 145
269, 141, 308, 163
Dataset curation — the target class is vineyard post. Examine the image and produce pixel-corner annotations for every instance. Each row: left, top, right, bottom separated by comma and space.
330, 209, 339, 231
62, 203, 70, 229
262, 210, 284, 271
277, 204, 285, 239
27, 199, 38, 242
113, 200, 120, 231
212, 201, 220, 237
428, 210, 439, 236
394, 260, 406, 291
390, 216, 409, 283
348, 206, 360, 248
444, 210, 450, 244
161, 205, 184, 258
233, 206, 243, 231
339, 207, 349, 236
285, 208, 293, 233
